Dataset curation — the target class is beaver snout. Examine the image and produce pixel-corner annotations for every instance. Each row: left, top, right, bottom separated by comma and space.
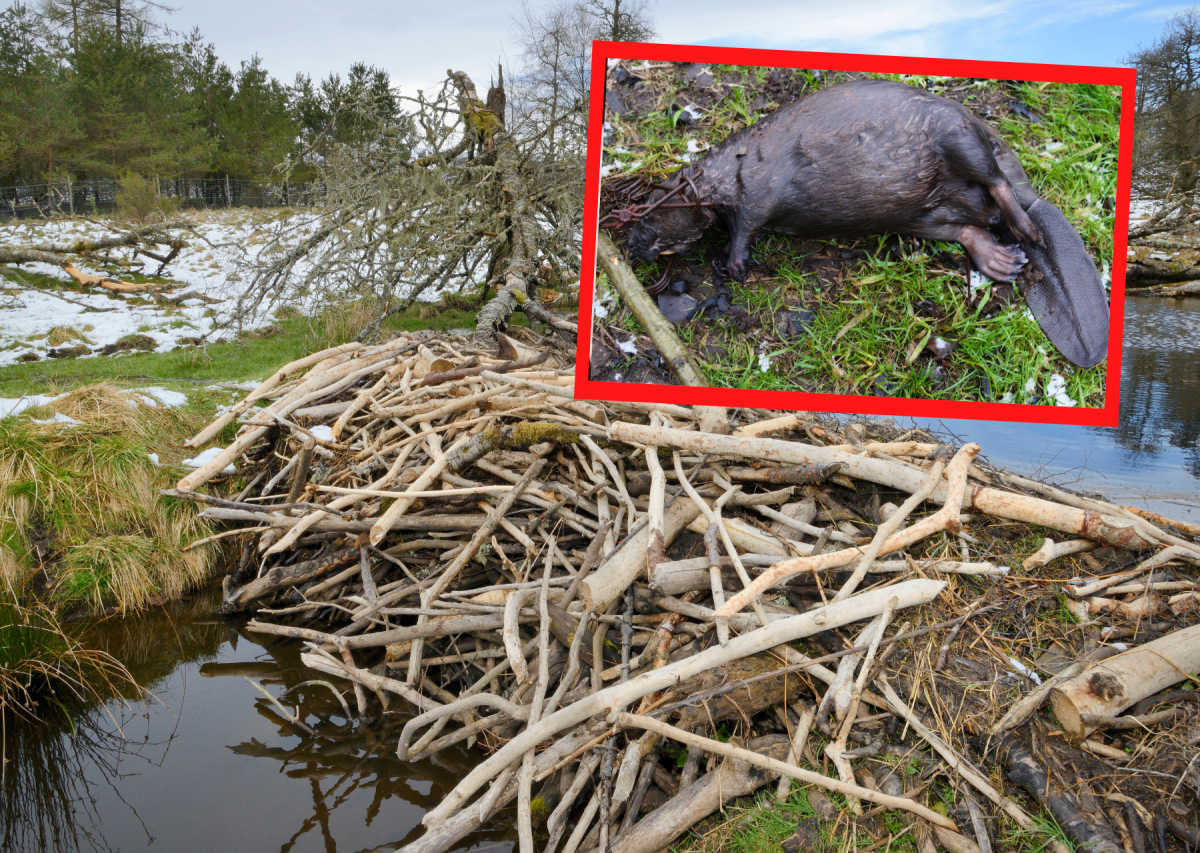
626, 223, 662, 261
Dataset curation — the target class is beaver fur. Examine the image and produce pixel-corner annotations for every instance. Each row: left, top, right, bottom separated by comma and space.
625, 79, 1109, 368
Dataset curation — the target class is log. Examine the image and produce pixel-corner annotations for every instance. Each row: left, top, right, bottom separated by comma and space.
996, 734, 1123, 853
580, 498, 702, 614
1047, 623, 1200, 742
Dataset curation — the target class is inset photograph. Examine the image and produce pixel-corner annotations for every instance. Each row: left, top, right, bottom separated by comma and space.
578, 46, 1134, 425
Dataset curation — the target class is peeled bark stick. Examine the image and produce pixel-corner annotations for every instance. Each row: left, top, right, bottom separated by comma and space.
1024, 537, 1097, 570
422, 579, 946, 827
596, 230, 708, 388
612, 712, 957, 830
581, 498, 702, 614
776, 703, 816, 800
833, 457, 947, 603
644, 445, 666, 579
186, 342, 363, 447
1048, 622, 1200, 742
877, 678, 1067, 852
713, 444, 977, 618
503, 588, 538, 684
605, 422, 1156, 550
369, 434, 472, 546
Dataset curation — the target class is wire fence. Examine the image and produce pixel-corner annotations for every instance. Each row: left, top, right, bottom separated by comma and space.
0, 177, 325, 220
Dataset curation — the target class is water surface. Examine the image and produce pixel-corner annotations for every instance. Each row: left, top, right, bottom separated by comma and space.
2, 590, 510, 853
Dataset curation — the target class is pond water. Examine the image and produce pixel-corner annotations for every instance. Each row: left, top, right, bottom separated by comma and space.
3, 297, 1196, 853
1, 589, 510, 853
908, 295, 1200, 528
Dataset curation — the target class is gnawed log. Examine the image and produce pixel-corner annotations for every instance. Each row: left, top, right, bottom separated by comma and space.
1047, 623, 1200, 742
610, 735, 793, 853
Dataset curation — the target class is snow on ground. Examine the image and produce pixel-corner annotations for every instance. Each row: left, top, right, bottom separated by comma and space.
0, 209, 321, 366
0, 393, 64, 416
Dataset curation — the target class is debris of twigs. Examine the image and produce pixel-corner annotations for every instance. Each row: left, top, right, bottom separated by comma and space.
175, 332, 1200, 853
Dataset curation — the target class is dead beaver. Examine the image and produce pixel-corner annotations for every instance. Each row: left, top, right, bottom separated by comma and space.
624, 78, 1110, 369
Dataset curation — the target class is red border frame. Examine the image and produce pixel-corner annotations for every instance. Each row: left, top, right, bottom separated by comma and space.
574, 41, 1135, 428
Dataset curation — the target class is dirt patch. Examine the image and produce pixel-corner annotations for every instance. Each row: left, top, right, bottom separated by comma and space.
98, 334, 157, 355
48, 344, 92, 359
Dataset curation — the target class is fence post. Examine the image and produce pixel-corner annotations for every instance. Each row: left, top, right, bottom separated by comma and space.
67, 178, 74, 215
225, 175, 232, 208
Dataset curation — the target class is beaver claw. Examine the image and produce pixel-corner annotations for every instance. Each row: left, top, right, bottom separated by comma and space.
976, 243, 1028, 282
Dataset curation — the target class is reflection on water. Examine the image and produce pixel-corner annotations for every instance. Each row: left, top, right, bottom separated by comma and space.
1107, 296, 1200, 481
909, 296, 1200, 525
3, 588, 512, 853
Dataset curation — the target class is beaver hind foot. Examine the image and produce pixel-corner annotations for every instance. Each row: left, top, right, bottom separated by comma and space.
958, 225, 1029, 281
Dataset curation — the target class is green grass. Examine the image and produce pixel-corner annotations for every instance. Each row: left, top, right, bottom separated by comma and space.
601, 68, 1117, 405
0, 291, 488, 398
671, 783, 920, 853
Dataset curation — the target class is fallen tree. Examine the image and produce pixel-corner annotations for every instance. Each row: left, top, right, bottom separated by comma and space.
226, 68, 580, 351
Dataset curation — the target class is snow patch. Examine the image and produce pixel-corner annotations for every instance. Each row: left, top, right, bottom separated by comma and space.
309, 425, 335, 442
181, 446, 234, 473
0, 394, 64, 417
31, 412, 81, 425
617, 338, 637, 355
131, 386, 189, 408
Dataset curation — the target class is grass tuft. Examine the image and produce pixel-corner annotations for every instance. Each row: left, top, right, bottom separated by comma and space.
0, 585, 138, 724
0, 383, 217, 612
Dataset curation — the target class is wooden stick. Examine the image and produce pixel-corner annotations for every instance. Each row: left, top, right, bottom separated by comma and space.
1024, 537, 1097, 570
611, 711, 956, 829
422, 579, 946, 827
712, 444, 977, 618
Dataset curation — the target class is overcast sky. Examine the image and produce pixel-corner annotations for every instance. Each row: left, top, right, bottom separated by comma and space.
170, 0, 1183, 93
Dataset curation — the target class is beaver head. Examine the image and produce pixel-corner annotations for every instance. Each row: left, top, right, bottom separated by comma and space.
625, 181, 714, 261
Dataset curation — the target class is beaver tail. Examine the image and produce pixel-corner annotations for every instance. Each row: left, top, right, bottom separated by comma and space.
1021, 199, 1109, 369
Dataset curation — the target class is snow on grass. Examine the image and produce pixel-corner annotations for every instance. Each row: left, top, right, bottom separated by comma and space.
0, 208, 321, 366
181, 445, 234, 472
0, 393, 64, 416
130, 386, 189, 407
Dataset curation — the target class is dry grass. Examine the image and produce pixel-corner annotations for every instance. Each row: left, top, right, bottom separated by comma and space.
0, 383, 216, 612
0, 583, 138, 726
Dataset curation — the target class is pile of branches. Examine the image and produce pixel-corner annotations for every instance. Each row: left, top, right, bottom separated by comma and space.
174, 332, 1200, 853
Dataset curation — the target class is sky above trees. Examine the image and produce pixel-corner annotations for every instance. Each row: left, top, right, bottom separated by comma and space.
170, 0, 1181, 94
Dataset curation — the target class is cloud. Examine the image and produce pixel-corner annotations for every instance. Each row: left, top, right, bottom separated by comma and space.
654, 0, 1017, 55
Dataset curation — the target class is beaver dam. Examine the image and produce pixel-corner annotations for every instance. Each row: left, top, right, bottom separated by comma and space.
169, 330, 1200, 853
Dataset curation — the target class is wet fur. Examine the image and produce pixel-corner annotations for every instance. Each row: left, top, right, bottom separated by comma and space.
626, 79, 1045, 283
